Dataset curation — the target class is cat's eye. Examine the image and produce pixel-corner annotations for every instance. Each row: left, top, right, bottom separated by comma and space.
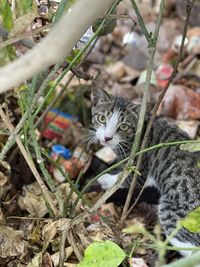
119, 123, 130, 131
97, 114, 106, 124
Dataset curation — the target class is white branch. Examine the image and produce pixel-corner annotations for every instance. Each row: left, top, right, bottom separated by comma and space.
0, 0, 115, 94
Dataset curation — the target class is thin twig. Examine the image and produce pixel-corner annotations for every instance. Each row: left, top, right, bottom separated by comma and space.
80, 138, 200, 197
120, 0, 165, 222
0, 24, 52, 49
59, 226, 69, 267
0, 64, 60, 161
124, 0, 195, 219
28, 115, 64, 216
32, 0, 119, 124
130, 0, 153, 46
67, 229, 83, 261
70, 37, 156, 222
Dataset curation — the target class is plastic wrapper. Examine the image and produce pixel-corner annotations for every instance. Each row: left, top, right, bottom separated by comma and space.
53, 147, 91, 182
42, 109, 77, 141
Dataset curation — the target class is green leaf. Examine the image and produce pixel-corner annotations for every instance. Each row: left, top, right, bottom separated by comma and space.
78, 240, 126, 267
181, 206, 200, 233
180, 142, 200, 153
0, 0, 13, 31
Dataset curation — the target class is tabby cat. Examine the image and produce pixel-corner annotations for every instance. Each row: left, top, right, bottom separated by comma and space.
90, 87, 200, 256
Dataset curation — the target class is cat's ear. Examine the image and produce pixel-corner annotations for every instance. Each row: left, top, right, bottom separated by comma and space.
127, 102, 154, 114
91, 84, 112, 106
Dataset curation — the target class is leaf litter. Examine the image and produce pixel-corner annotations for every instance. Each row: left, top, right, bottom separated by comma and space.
0, 0, 200, 266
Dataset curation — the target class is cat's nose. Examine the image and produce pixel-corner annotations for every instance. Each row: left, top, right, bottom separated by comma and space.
104, 136, 113, 142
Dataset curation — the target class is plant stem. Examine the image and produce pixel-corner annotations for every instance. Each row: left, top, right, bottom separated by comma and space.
121, 0, 165, 222
123, 0, 194, 219
81, 138, 200, 195
0, 107, 57, 216
0, 0, 119, 161
32, 0, 120, 121
0, 64, 60, 161
130, 0, 153, 46
28, 116, 64, 216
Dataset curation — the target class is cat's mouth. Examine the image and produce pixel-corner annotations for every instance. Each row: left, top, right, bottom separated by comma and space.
100, 140, 117, 148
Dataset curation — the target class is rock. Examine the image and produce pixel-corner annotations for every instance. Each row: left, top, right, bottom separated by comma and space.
111, 82, 137, 100
122, 45, 148, 71
106, 61, 127, 80
176, 0, 200, 27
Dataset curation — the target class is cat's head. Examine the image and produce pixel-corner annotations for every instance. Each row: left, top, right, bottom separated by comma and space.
91, 87, 141, 153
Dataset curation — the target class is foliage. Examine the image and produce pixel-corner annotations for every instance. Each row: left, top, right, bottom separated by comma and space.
181, 206, 200, 233
0, 0, 13, 31
78, 240, 126, 267
0, 0, 37, 66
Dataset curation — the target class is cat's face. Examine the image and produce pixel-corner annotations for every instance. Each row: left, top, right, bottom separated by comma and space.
91, 87, 139, 153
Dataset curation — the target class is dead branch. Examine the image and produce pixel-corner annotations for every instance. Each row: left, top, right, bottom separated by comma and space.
0, 0, 116, 93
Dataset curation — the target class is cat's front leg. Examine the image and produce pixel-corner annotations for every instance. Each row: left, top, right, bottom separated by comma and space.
97, 172, 121, 190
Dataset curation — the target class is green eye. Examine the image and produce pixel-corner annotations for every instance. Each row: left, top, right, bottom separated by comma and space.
97, 114, 106, 124
119, 123, 130, 131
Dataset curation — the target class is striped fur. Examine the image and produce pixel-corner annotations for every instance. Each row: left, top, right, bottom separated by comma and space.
91, 88, 200, 256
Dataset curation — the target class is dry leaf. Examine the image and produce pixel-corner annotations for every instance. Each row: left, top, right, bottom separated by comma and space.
42, 252, 53, 267
18, 182, 48, 217
129, 258, 149, 267
27, 252, 42, 267
101, 203, 119, 221
42, 218, 70, 247
57, 183, 82, 212
86, 223, 114, 242
0, 160, 10, 186
158, 85, 200, 120
51, 247, 73, 267
0, 225, 26, 258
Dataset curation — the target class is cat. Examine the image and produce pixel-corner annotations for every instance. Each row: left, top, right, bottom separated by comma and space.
90, 86, 200, 257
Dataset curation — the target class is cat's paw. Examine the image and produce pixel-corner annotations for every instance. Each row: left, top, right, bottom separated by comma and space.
97, 173, 119, 190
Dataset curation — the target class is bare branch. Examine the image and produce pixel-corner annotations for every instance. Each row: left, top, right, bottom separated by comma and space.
0, 0, 116, 93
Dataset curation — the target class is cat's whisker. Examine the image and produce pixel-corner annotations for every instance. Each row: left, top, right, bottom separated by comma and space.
118, 143, 126, 159
83, 129, 96, 142
120, 141, 132, 151
87, 136, 97, 149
